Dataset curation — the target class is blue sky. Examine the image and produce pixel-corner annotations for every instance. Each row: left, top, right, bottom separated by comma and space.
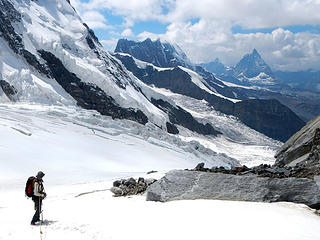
71, 0, 320, 71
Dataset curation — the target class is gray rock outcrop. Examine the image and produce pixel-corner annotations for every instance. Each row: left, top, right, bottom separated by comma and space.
146, 170, 320, 209
111, 177, 157, 197
275, 114, 320, 167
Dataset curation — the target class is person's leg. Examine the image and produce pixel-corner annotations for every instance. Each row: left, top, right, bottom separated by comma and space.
31, 197, 41, 224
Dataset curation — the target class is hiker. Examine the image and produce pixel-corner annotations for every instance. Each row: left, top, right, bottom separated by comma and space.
31, 171, 47, 225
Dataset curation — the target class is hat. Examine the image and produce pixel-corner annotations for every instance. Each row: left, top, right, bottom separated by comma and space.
36, 171, 45, 179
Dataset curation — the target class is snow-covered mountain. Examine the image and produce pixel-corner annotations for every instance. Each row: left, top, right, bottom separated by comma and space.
200, 49, 276, 86
115, 38, 193, 69
201, 50, 320, 122
113, 41, 305, 142
233, 49, 275, 84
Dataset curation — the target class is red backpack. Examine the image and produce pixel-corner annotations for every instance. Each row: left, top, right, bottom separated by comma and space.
25, 176, 36, 198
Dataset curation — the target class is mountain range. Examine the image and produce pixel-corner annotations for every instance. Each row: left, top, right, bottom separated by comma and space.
200, 49, 320, 121
114, 38, 304, 142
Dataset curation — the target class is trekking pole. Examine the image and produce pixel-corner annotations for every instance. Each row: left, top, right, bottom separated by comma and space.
39, 198, 43, 240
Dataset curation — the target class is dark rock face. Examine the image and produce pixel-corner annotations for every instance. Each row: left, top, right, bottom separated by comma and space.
152, 98, 220, 136
0, 80, 17, 100
115, 38, 192, 68
146, 170, 320, 209
275, 114, 320, 166
111, 177, 157, 197
166, 122, 179, 134
0, 0, 51, 77
193, 162, 320, 179
233, 99, 305, 142
0, 0, 22, 54
231, 86, 320, 122
83, 23, 102, 52
39, 50, 148, 125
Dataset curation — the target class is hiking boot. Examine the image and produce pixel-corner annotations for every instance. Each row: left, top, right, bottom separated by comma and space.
31, 220, 41, 225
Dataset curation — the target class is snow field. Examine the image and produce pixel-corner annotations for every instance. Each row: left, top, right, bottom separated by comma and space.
0, 103, 318, 240
0, 103, 241, 181
1, 177, 320, 240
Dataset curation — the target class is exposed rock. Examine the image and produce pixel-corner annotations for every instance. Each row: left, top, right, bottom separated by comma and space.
152, 98, 220, 136
38, 50, 148, 125
194, 162, 205, 171
0, 1, 50, 77
0, 80, 17, 100
275, 114, 320, 167
233, 99, 305, 142
192, 162, 320, 179
110, 187, 122, 196
146, 170, 320, 209
166, 122, 179, 134
111, 177, 157, 197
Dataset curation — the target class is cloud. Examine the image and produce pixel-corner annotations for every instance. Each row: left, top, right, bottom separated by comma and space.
81, 11, 111, 29
121, 28, 134, 37
71, 0, 167, 23
167, 0, 320, 29
100, 39, 119, 51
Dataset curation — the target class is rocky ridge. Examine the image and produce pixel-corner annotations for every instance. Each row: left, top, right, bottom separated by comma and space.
275, 114, 320, 167
146, 168, 320, 209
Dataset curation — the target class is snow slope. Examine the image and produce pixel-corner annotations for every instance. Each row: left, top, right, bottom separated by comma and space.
178, 66, 240, 103
0, 103, 242, 181
1, 175, 320, 240
0, 101, 317, 240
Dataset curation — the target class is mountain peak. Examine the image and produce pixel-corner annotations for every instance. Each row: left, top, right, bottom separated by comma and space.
234, 49, 274, 79
252, 48, 259, 56
114, 38, 193, 68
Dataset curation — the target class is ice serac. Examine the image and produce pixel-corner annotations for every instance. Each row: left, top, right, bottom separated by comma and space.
146, 170, 320, 209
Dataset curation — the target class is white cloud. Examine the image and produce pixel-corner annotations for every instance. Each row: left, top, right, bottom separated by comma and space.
167, 0, 320, 29
121, 28, 134, 37
100, 39, 118, 51
81, 11, 111, 29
